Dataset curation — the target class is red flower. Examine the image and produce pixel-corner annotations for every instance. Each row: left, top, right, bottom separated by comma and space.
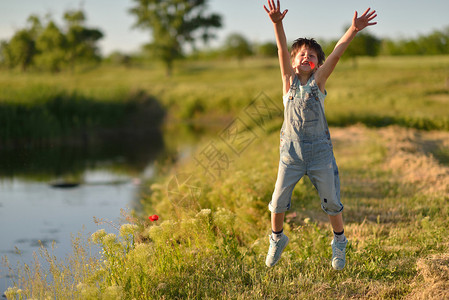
149, 215, 159, 222
309, 62, 315, 70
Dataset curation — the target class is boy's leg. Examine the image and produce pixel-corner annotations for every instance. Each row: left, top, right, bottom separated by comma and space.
266, 212, 289, 267
329, 212, 347, 243
267, 161, 303, 267
308, 162, 347, 270
271, 212, 285, 232
329, 212, 344, 233
329, 213, 347, 271
267, 147, 305, 267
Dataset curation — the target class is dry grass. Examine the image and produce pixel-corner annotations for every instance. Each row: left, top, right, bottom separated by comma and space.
332, 125, 449, 299
381, 126, 449, 196
407, 254, 449, 300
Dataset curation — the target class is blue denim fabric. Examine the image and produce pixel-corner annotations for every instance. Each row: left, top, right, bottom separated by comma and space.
269, 74, 343, 215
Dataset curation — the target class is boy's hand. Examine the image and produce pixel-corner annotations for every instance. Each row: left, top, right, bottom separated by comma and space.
352, 8, 377, 32
264, 0, 288, 24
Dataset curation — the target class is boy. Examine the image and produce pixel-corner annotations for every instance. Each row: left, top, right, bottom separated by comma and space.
263, 0, 377, 270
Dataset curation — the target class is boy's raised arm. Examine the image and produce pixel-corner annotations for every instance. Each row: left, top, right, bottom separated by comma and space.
264, 0, 294, 95
316, 8, 377, 92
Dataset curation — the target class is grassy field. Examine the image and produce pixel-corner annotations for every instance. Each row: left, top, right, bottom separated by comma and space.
1, 55, 449, 131
2, 56, 449, 299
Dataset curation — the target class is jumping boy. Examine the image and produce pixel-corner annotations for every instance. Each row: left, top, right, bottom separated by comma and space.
263, 0, 377, 270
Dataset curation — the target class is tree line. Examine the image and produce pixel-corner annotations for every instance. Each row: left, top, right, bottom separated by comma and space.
1, 0, 448, 74
239, 27, 449, 61
0, 10, 103, 72
0, 0, 223, 74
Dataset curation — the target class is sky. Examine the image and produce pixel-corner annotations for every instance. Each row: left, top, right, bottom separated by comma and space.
0, 0, 448, 56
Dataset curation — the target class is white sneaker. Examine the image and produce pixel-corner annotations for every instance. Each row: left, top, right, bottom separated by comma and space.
331, 239, 348, 270
265, 234, 289, 267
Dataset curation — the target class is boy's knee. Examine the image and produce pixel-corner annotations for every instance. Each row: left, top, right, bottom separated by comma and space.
321, 200, 343, 215
269, 200, 290, 214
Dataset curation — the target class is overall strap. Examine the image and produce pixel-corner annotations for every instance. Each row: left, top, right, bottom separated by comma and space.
288, 75, 299, 100
310, 78, 331, 140
310, 80, 320, 102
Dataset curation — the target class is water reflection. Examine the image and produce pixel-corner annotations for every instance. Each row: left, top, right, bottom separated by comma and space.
0, 129, 164, 181
0, 130, 164, 295
0, 174, 138, 294
0, 118, 220, 295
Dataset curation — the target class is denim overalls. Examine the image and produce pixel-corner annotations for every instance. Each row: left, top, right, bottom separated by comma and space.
269, 74, 343, 215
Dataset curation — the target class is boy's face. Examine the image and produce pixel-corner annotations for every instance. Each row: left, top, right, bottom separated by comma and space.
292, 45, 318, 73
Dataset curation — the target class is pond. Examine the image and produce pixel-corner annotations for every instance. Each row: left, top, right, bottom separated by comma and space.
0, 128, 173, 295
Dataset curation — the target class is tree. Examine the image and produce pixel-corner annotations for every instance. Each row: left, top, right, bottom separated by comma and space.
223, 33, 253, 62
417, 28, 449, 55
0, 9, 103, 72
34, 21, 66, 72
257, 41, 277, 57
129, 0, 222, 76
2, 29, 36, 71
63, 10, 103, 68
344, 31, 381, 66
0, 15, 42, 71
346, 32, 380, 57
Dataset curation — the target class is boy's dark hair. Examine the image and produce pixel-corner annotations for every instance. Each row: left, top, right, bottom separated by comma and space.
291, 38, 325, 66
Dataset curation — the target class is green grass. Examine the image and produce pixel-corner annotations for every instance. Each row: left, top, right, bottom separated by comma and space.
0, 88, 165, 146
3, 56, 449, 299
2, 55, 449, 137
325, 56, 449, 130
4, 123, 449, 299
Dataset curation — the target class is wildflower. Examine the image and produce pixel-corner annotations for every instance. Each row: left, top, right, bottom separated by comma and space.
213, 207, 235, 233
149, 214, 159, 222
91, 229, 107, 244
102, 233, 117, 246
119, 224, 138, 238
133, 243, 151, 254
4, 287, 18, 299
196, 209, 212, 218
183, 218, 198, 225
160, 220, 173, 228
129, 243, 151, 263
103, 285, 123, 299
77, 282, 98, 299
146, 225, 162, 240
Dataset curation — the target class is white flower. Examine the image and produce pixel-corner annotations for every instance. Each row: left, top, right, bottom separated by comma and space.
119, 224, 138, 237
147, 225, 163, 240
91, 229, 107, 244
4, 287, 18, 298
213, 208, 235, 232
196, 209, 212, 218
102, 233, 117, 246
129, 243, 151, 262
